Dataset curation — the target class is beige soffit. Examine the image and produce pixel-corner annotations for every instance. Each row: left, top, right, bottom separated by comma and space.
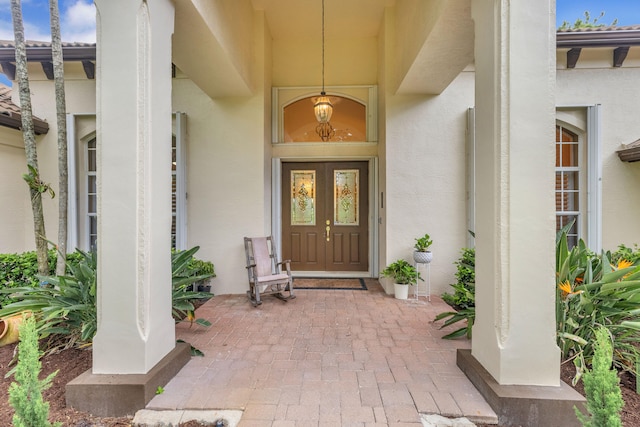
557, 25, 640, 68
0, 40, 96, 80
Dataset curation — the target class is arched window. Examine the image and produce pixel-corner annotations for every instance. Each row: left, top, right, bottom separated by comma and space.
555, 124, 581, 248
283, 95, 367, 142
272, 86, 377, 143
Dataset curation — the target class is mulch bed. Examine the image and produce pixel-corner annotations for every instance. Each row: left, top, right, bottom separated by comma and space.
0, 338, 638, 426
0, 342, 218, 426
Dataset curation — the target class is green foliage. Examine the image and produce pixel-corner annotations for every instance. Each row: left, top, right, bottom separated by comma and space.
187, 257, 216, 278
556, 223, 640, 384
0, 250, 98, 353
575, 327, 623, 427
381, 259, 421, 285
442, 248, 475, 309
436, 247, 476, 339
22, 164, 55, 200
8, 315, 61, 427
611, 243, 640, 265
172, 246, 214, 327
559, 11, 618, 30
0, 247, 215, 353
434, 308, 475, 340
0, 250, 82, 307
414, 233, 433, 252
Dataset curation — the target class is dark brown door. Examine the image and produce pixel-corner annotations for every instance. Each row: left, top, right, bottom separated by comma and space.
282, 161, 369, 272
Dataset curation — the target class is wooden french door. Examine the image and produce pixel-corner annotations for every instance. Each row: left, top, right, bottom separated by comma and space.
282, 161, 369, 272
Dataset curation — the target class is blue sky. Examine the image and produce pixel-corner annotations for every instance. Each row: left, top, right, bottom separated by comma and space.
0, 0, 95, 43
556, 0, 640, 27
0, 1, 638, 86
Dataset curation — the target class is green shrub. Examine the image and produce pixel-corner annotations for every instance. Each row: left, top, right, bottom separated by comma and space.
8, 314, 61, 427
0, 247, 214, 353
575, 327, 623, 427
556, 224, 640, 384
611, 243, 640, 265
441, 247, 475, 309
436, 247, 476, 339
0, 250, 98, 353
0, 250, 83, 307
171, 246, 214, 327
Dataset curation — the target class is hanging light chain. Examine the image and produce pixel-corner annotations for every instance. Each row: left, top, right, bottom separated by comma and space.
321, 0, 325, 94
314, 0, 334, 141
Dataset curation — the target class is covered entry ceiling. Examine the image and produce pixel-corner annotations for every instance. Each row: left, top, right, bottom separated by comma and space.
251, 0, 396, 40
174, 0, 473, 97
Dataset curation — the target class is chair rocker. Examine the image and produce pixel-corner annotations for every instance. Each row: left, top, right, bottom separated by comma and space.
244, 236, 295, 306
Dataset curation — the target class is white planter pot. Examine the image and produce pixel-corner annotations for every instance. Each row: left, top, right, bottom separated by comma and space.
413, 250, 433, 264
394, 283, 410, 300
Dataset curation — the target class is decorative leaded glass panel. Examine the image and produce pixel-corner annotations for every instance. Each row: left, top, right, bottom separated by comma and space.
291, 170, 316, 225
334, 169, 358, 225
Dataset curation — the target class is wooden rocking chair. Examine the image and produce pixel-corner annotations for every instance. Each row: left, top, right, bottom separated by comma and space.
244, 236, 295, 306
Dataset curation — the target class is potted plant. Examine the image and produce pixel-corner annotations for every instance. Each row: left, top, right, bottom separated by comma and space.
381, 259, 421, 300
188, 258, 215, 292
413, 233, 433, 264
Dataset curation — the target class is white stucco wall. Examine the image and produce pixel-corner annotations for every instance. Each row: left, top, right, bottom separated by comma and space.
172, 78, 267, 296
557, 54, 640, 249
383, 71, 474, 295
2, 69, 96, 254
171, 11, 272, 296
0, 128, 30, 253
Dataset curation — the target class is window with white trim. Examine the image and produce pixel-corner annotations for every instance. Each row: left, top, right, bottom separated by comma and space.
86, 138, 97, 249
555, 124, 581, 247
466, 106, 601, 252
70, 112, 187, 251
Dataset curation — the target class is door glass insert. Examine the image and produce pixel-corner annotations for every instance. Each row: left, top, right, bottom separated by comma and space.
291, 170, 316, 225
334, 169, 359, 225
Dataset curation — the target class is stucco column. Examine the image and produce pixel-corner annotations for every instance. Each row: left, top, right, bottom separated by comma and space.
92, 0, 176, 374
471, 1, 560, 385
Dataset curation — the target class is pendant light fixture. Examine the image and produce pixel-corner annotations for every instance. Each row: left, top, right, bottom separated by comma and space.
314, 0, 335, 141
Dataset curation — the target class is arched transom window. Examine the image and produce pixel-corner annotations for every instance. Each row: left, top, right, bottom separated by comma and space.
283, 95, 366, 142
272, 86, 377, 143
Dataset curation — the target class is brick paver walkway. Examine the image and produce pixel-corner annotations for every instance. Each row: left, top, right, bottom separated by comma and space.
148, 280, 497, 426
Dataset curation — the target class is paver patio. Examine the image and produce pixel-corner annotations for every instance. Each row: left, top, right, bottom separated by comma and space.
147, 280, 498, 426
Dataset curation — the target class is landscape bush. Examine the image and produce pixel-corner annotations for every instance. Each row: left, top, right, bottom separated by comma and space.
436, 226, 640, 387
0, 251, 82, 307
556, 225, 640, 383
8, 315, 60, 427
435, 247, 475, 339
0, 247, 214, 353
574, 326, 623, 427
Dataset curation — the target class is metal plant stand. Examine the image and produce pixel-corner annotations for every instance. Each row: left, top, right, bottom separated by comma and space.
414, 260, 431, 301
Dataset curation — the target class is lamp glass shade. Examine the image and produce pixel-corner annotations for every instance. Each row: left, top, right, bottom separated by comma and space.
314, 96, 333, 123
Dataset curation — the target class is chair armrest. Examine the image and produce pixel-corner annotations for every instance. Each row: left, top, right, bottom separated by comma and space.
278, 260, 292, 276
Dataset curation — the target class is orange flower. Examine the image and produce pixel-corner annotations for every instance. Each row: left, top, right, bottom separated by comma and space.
187, 310, 195, 327
575, 277, 584, 283
558, 281, 572, 294
558, 280, 582, 298
616, 259, 634, 270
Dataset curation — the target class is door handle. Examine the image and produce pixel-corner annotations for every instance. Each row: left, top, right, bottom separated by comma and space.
325, 220, 330, 241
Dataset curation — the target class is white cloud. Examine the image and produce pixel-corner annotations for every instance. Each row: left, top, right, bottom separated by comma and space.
0, 0, 52, 42
0, 17, 51, 42
61, 0, 95, 42
0, 18, 14, 40
0, 0, 95, 43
